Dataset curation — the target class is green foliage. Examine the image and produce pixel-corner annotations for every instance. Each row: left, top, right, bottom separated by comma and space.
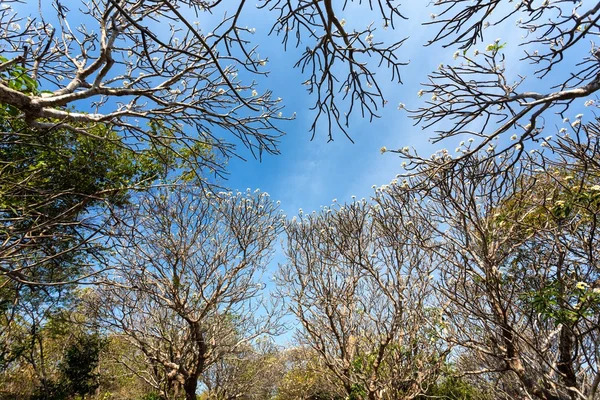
418, 376, 491, 400
60, 333, 106, 398
25, 333, 106, 400
348, 383, 366, 400
138, 393, 163, 400
30, 379, 69, 400
0, 121, 160, 217
526, 281, 600, 324
0, 52, 211, 249
0, 56, 38, 94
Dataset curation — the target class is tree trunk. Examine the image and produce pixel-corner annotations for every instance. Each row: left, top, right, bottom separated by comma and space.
184, 377, 198, 400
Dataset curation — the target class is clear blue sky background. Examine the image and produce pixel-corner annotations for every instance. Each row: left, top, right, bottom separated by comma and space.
222, 1, 590, 216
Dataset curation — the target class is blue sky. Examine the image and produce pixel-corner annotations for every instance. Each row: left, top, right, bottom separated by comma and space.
223, 1, 595, 220
223, 2, 539, 214
225, 3, 442, 214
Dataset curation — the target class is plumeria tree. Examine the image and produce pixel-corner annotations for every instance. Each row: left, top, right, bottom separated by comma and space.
280, 197, 447, 400
408, 1, 600, 158
91, 186, 284, 400
392, 133, 600, 399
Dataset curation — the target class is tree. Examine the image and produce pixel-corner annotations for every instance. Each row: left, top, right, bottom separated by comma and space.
59, 333, 106, 399
396, 130, 600, 400
0, 67, 171, 379
274, 346, 345, 400
280, 198, 448, 400
405, 1, 600, 165
92, 186, 284, 400
201, 338, 285, 400
0, 0, 409, 154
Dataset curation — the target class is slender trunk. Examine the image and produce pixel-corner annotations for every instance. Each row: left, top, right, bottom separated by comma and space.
557, 324, 578, 400
184, 377, 198, 400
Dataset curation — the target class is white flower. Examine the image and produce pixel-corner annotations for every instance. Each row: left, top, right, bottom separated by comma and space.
417, 89, 424, 97
397, 103, 405, 110
453, 51, 460, 59
511, 134, 518, 141
402, 146, 410, 153
585, 99, 595, 107
576, 113, 584, 119
431, 94, 438, 101
380, 146, 387, 154
572, 120, 581, 128
251, 89, 258, 97
559, 128, 567, 133
563, 117, 570, 123
515, 144, 522, 150
340, 18, 346, 27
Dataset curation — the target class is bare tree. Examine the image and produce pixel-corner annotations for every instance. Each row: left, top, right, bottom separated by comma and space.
0, 0, 283, 161
0, 0, 412, 152
401, 1, 600, 168
92, 187, 284, 400
279, 198, 447, 400
400, 136, 600, 399
201, 338, 285, 400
